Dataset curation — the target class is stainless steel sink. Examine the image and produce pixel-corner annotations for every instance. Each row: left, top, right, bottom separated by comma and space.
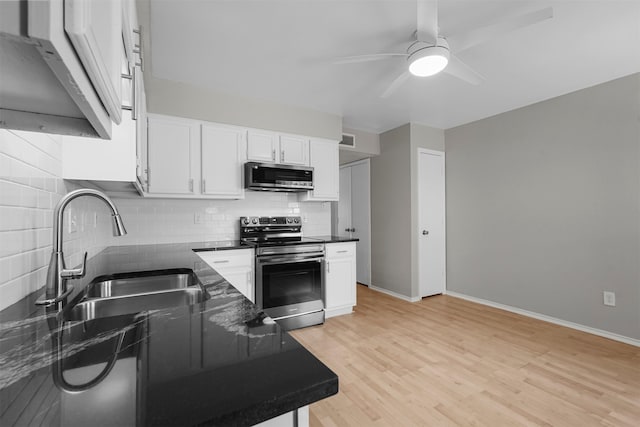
86, 271, 198, 298
63, 269, 209, 322
65, 288, 208, 322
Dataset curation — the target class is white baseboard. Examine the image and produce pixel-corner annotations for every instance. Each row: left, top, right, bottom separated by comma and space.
445, 290, 640, 348
368, 285, 422, 303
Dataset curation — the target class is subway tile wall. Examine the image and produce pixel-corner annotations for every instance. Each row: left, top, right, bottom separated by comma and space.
1, 128, 332, 310
0, 130, 112, 311
108, 193, 331, 246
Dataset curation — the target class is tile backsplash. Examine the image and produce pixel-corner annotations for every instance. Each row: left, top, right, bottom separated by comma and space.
108, 193, 331, 246
0, 130, 112, 311
1, 128, 332, 311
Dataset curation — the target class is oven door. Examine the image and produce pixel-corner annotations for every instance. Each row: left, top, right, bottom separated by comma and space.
256, 254, 324, 320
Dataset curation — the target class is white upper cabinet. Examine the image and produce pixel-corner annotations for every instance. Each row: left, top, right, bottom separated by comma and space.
247, 130, 310, 166
64, 0, 123, 124
1, 0, 123, 138
247, 130, 278, 163
300, 138, 339, 201
201, 124, 246, 198
279, 135, 309, 166
147, 116, 199, 195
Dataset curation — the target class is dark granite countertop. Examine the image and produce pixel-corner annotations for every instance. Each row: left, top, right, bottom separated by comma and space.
307, 235, 360, 243
0, 242, 338, 426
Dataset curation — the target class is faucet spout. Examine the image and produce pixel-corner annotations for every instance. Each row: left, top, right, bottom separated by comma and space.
36, 189, 127, 307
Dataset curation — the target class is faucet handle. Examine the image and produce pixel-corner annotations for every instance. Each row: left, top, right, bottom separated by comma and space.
61, 252, 87, 279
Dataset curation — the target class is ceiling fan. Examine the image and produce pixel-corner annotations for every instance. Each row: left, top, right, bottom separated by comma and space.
333, 1, 553, 98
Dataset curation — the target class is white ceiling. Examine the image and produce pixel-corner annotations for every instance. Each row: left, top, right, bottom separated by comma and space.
149, 0, 640, 133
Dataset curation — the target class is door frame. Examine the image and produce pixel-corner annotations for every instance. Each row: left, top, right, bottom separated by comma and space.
336, 158, 372, 286
417, 148, 446, 297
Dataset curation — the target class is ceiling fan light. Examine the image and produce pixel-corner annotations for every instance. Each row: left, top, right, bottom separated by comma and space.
408, 45, 450, 77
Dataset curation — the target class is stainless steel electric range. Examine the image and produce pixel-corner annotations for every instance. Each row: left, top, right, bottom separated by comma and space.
240, 216, 325, 330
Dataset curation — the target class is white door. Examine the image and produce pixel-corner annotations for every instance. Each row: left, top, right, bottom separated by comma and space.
201, 124, 246, 198
337, 167, 352, 236
279, 135, 309, 165
418, 149, 446, 297
350, 161, 371, 286
147, 117, 197, 194
247, 130, 277, 163
64, 0, 123, 123
335, 160, 372, 286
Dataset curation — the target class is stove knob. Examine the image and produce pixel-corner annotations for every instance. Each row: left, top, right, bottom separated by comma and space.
242, 218, 250, 225
251, 218, 258, 224
294, 218, 300, 224
286, 218, 293, 224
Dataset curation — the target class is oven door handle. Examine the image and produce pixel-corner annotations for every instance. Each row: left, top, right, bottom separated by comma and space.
258, 255, 324, 265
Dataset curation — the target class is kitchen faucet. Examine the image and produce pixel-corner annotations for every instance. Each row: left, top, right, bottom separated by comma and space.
35, 189, 127, 306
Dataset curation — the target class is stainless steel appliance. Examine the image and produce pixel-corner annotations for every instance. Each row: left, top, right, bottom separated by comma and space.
244, 162, 314, 192
240, 216, 324, 330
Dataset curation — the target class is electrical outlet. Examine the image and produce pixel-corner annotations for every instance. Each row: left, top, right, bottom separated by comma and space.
603, 291, 616, 307
68, 208, 77, 234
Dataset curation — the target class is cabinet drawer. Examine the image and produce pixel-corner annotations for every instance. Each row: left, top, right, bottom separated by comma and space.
197, 249, 253, 269
326, 242, 356, 259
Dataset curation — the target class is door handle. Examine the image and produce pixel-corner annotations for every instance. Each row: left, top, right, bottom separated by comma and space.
422, 230, 429, 235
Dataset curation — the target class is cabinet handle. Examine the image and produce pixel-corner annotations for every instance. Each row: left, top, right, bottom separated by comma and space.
272, 149, 276, 161
189, 179, 194, 192
336, 250, 347, 253
213, 260, 229, 264
281, 150, 285, 162
121, 68, 137, 120
327, 261, 330, 273
202, 179, 206, 193
133, 26, 144, 71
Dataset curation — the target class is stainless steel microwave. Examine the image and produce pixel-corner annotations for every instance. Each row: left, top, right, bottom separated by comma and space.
245, 162, 314, 192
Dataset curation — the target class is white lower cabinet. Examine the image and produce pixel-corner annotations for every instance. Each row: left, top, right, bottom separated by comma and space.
253, 406, 309, 427
197, 249, 254, 302
324, 242, 357, 318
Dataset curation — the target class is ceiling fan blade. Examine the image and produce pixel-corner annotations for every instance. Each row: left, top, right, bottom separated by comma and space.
448, 7, 553, 53
381, 71, 411, 98
443, 55, 484, 85
417, 0, 438, 44
332, 53, 407, 64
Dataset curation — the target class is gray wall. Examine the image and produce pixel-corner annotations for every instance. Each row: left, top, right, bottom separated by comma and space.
340, 127, 380, 165
371, 124, 412, 296
445, 73, 640, 340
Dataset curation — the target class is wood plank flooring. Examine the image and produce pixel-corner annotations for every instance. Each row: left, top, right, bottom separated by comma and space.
290, 285, 640, 426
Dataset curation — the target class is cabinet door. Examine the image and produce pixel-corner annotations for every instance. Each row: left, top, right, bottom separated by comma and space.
147, 116, 198, 194
247, 130, 277, 163
279, 135, 309, 166
201, 124, 246, 198
325, 257, 356, 310
217, 268, 254, 302
64, 0, 123, 124
135, 69, 148, 191
302, 139, 338, 201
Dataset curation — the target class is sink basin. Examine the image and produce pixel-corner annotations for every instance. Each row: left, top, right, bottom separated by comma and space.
86, 269, 198, 298
63, 269, 209, 322
65, 287, 209, 322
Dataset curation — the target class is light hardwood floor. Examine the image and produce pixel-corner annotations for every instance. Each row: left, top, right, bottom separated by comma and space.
290, 285, 640, 426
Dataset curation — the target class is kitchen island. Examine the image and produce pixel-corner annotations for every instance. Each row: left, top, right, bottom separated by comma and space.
0, 243, 338, 426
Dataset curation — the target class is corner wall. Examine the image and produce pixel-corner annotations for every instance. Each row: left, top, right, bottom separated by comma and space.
370, 124, 412, 296
445, 73, 640, 340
